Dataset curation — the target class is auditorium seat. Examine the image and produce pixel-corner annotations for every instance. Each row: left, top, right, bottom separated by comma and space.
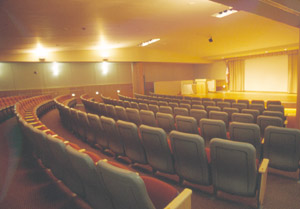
156, 112, 176, 133
101, 116, 125, 157
223, 99, 236, 106
209, 111, 229, 128
126, 107, 142, 126
98, 103, 107, 116
96, 160, 192, 209
87, 113, 103, 146
179, 103, 191, 111
123, 100, 131, 108
174, 107, 189, 117
158, 101, 169, 106
210, 138, 269, 208
203, 101, 216, 108
212, 98, 222, 103
115, 106, 128, 121
106, 104, 118, 120
232, 113, 255, 124
237, 99, 250, 108
191, 100, 202, 106
251, 100, 265, 106
267, 104, 285, 114
223, 107, 239, 122
77, 111, 90, 141
46, 134, 85, 197
241, 109, 260, 122
175, 115, 199, 134
199, 118, 227, 143
139, 125, 175, 175
65, 146, 114, 209
131, 101, 140, 109
229, 122, 262, 159
206, 106, 221, 115
159, 105, 173, 115
139, 103, 149, 110
266, 100, 281, 107
190, 109, 207, 125
257, 115, 283, 136
168, 102, 179, 110
149, 104, 159, 114
263, 110, 285, 122
117, 120, 148, 165
232, 103, 247, 112
70, 108, 80, 136
169, 131, 211, 186
249, 103, 265, 114
216, 101, 231, 110
191, 104, 205, 110
264, 126, 300, 181
140, 110, 157, 127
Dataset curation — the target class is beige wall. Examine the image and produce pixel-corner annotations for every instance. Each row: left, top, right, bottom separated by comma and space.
143, 62, 197, 82
0, 62, 132, 91
194, 61, 227, 80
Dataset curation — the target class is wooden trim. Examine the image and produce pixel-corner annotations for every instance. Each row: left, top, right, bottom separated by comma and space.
164, 188, 192, 209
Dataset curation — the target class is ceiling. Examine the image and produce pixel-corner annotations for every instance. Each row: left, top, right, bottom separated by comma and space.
0, 0, 299, 63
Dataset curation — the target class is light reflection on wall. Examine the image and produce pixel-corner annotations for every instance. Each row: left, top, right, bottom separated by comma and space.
52, 62, 60, 76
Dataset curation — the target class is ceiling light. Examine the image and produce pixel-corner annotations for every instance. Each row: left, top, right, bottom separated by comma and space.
212, 9, 237, 18
140, 38, 160, 47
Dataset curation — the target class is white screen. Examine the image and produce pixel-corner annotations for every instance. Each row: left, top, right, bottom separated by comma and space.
244, 55, 288, 92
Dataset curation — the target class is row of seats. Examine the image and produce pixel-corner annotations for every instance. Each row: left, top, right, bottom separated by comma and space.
81, 94, 300, 180
64, 95, 273, 208
0, 95, 29, 122
53, 95, 192, 209
82, 95, 285, 139
134, 92, 282, 108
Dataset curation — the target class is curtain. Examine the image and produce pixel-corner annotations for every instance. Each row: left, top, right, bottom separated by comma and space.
288, 53, 297, 93
228, 59, 245, 91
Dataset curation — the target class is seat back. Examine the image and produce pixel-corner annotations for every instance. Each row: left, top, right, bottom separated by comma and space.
232, 103, 247, 112
209, 111, 229, 128
190, 109, 207, 125
251, 100, 265, 106
148, 104, 159, 114
210, 138, 257, 196
175, 115, 199, 134
241, 109, 260, 122
223, 107, 239, 122
87, 113, 103, 146
139, 125, 175, 174
106, 104, 118, 120
203, 101, 216, 108
140, 110, 157, 127
191, 104, 205, 110
139, 103, 149, 110
206, 106, 221, 115
199, 118, 227, 142
237, 99, 249, 108
249, 103, 265, 114
168, 102, 179, 110
263, 110, 285, 121
264, 126, 300, 171
98, 103, 107, 116
257, 115, 283, 136
267, 104, 284, 114
232, 113, 254, 123
117, 120, 147, 164
96, 161, 156, 209
156, 112, 176, 133
131, 102, 140, 109
66, 146, 114, 209
169, 131, 211, 185
101, 116, 124, 155
223, 99, 236, 106
159, 105, 173, 115
77, 111, 89, 139
229, 122, 261, 159
115, 106, 128, 121
266, 100, 281, 107
126, 107, 142, 126
174, 107, 189, 117
179, 103, 191, 111
216, 102, 231, 110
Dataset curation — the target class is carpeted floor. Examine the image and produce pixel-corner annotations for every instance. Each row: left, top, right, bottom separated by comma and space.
0, 108, 300, 209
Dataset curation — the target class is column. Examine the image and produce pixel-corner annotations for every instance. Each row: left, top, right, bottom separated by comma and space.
131, 62, 145, 95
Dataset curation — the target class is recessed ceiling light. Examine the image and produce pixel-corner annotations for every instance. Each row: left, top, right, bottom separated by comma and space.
212, 8, 237, 18
140, 38, 160, 47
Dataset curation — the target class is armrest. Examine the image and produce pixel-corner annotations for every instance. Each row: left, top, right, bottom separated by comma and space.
164, 188, 192, 209
258, 158, 269, 208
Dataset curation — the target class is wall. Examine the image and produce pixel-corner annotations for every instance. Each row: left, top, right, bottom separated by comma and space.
143, 62, 197, 82
194, 61, 227, 80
